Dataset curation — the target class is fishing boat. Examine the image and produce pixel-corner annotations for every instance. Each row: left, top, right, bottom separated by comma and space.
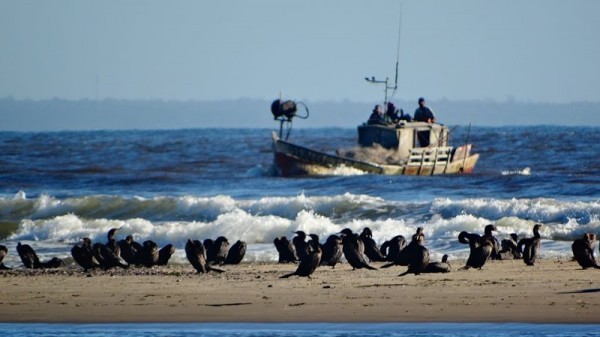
270, 8, 478, 177
270, 102, 479, 176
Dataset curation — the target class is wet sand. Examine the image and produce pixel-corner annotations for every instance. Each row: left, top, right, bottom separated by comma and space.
0, 258, 598, 323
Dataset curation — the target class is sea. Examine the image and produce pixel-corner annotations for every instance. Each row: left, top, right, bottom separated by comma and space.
1, 126, 599, 266
1, 125, 599, 334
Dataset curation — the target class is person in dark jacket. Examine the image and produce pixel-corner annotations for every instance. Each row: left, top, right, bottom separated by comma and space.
413, 97, 436, 123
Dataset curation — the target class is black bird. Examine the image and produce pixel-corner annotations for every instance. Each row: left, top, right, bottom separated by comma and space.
203, 238, 215, 263
117, 235, 141, 266
292, 230, 311, 262
360, 227, 387, 262
398, 233, 430, 276
458, 231, 494, 270
280, 245, 322, 279
72, 237, 100, 271
223, 240, 247, 265
498, 233, 521, 260
380, 235, 407, 262
92, 240, 128, 270
339, 228, 376, 270
319, 234, 343, 268
185, 239, 224, 273
308, 234, 322, 252
0, 244, 11, 270
211, 236, 230, 265
157, 243, 176, 266
17, 242, 64, 269
482, 224, 500, 259
382, 228, 423, 268
517, 224, 543, 266
423, 254, 451, 273
140, 240, 160, 267
17, 242, 41, 269
273, 236, 298, 263
572, 233, 599, 269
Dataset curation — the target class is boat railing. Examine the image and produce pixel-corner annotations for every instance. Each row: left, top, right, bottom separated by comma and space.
406, 146, 453, 175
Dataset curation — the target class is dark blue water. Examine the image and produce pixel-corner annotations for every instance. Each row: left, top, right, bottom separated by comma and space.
1, 323, 599, 337
1, 126, 598, 200
0, 126, 598, 263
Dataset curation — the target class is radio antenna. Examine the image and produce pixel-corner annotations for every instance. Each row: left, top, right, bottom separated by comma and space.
392, 2, 402, 98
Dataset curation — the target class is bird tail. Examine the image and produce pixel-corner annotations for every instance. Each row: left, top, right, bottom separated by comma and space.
365, 264, 377, 270
280, 273, 295, 278
208, 266, 225, 273
380, 262, 394, 269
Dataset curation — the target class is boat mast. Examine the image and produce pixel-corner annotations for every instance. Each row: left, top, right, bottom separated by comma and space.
365, 3, 402, 108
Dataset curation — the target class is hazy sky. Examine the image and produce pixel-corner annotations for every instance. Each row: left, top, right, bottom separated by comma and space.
1, 0, 599, 104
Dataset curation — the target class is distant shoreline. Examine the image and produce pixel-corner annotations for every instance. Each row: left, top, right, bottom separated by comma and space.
1, 98, 599, 131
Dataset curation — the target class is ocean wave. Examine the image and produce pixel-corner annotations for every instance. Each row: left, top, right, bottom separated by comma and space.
501, 167, 531, 176
1, 192, 598, 266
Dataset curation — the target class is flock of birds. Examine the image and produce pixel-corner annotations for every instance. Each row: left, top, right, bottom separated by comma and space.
0, 224, 599, 277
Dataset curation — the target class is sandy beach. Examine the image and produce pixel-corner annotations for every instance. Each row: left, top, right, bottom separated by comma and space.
0, 258, 598, 324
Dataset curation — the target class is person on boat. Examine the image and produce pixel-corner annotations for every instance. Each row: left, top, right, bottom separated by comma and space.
386, 102, 400, 124
367, 104, 386, 125
413, 97, 436, 123
386, 102, 411, 124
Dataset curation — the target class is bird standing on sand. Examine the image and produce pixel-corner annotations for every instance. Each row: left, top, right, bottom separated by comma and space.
517, 224, 543, 266
185, 239, 224, 273
339, 228, 377, 270
319, 234, 343, 268
360, 227, 387, 262
223, 240, 247, 265
0, 244, 11, 270
280, 237, 322, 279
292, 230, 311, 262
498, 233, 521, 260
398, 233, 430, 276
457, 231, 493, 270
17, 242, 64, 269
482, 224, 500, 259
380, 235, 407, 262
571, 233, 599, 269
72, 237, 100, 271
382, 227, 423, 268
273, 236, 298, 263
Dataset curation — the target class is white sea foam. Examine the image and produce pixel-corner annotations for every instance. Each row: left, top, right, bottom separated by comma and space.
501, 167, 531, 175
2, 192, 598, 266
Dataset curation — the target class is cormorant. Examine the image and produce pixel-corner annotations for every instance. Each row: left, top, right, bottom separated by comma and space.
339, 228, 376, 270
185, 239, 224, 273
572, 233, 599, 269
360, 227, 386, 262
273, 236, 298, 263
458, 231, 493, 270
319, 234, 343, 268
517, 224, 543, 266
423, 254, 451, 273
223, 240, 247, 265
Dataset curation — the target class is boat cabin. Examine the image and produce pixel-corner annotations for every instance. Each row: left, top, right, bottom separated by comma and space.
357, 122, 450, 159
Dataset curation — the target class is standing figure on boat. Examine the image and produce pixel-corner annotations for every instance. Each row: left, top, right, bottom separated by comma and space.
414, 97, 436, 123
367, 104, 386, 125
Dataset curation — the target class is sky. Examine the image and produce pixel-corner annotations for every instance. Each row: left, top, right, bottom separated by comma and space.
1, 0, 599, 105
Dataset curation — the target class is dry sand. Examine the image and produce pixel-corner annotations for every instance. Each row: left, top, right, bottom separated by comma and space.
0, 258, 598, 323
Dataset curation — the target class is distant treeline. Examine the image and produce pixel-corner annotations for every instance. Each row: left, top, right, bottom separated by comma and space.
0, 97, 597, 131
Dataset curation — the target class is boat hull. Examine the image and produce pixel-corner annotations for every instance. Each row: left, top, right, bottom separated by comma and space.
272, 133, 479, 177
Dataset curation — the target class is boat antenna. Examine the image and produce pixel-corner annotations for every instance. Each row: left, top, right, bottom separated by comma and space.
391, 2, 402, 99
365, 2, 403, 107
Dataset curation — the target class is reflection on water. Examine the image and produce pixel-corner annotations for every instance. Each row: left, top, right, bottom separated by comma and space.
1, 323, 599, 337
